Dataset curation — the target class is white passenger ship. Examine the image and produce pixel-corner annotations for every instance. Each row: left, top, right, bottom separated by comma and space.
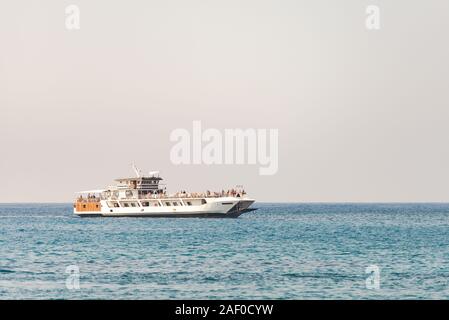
74, 167, 256, 218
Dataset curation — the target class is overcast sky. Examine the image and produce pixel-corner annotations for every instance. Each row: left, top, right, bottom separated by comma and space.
1, 0, 449, 202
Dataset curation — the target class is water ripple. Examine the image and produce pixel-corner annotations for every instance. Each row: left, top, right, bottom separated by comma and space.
1, 203, 449, 299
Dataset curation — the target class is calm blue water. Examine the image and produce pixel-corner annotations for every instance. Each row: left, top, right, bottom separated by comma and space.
1, 203, 449, 299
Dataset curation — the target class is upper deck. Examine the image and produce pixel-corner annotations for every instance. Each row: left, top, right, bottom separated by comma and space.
74, 168, 248, 206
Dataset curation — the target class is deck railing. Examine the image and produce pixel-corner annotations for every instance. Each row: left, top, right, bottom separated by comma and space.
76, 192, 247, 202
140, 192, 247, 199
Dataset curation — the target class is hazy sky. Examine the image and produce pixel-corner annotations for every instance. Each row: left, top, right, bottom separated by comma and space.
1, 0, 449, 202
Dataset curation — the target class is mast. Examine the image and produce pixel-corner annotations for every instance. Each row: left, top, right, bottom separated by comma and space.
132, 163, 141, 178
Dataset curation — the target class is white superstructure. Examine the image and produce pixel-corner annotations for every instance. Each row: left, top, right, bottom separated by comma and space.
74, 167, 256, 218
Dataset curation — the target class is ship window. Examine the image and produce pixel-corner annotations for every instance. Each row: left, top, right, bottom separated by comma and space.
172, 202, 177, 206
187, 202, 192, 206
83, 205, 86, 209
165, 202, 171, 206
114, 203, 119, 208
201, 199, 207, 205
123, 203, 129, 207
142, 202, 149, 207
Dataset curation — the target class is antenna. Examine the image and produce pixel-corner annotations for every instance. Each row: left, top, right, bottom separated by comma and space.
132, 163, 141, 178
149, 170, 159, 177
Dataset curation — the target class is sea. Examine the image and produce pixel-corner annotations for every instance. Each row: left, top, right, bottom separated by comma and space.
1, 203, 449, 299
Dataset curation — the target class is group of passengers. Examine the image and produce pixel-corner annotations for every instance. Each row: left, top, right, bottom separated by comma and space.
222, 189, 247, 198
77, 194, 99, 202
144, 189, 167, 199
170, 189, 247, 198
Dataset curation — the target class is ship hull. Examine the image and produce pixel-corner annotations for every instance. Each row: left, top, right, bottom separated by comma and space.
77, 208, 257, 218
74, 198, 256, 218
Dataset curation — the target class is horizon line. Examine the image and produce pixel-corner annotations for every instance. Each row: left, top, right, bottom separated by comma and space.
1, 201, 449, 205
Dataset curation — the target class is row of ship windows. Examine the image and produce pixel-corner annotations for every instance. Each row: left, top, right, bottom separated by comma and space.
107, 200, 206, 208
